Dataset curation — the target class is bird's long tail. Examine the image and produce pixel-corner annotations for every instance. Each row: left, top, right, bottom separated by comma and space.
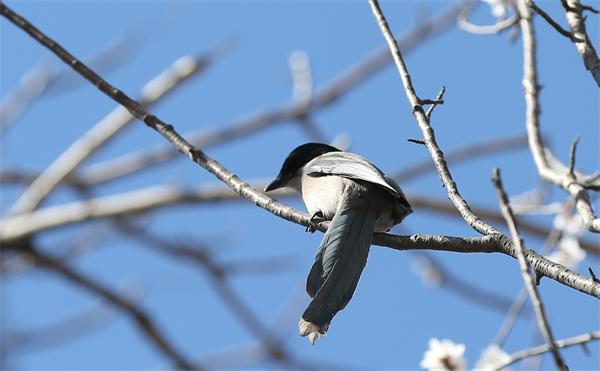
300, 204, 376, 345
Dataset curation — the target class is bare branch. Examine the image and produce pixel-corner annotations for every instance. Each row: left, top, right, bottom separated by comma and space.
516, 0, 600, 232
2, 2, 598, 301
369, 0, 499, 236
492, 331, 600, 370
560, 0, 600, 86
492, 168, 567, 371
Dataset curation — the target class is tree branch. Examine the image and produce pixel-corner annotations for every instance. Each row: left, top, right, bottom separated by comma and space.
368, 0, 499, 237
1, 2, 598, 301
492, 168, 567, 371
560, 0, 600, 86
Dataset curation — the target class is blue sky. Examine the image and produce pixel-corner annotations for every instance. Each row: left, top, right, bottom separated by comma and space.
1, 0, 599, 369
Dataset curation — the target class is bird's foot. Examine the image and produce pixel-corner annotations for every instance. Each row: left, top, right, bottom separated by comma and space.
306, 211, 325, 233
299, 318, 329, 345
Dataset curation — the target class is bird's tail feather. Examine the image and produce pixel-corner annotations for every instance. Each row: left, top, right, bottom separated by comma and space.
301, 205, 375, 343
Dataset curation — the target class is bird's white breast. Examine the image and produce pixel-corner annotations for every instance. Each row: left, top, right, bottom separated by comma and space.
300, 174, 344, 219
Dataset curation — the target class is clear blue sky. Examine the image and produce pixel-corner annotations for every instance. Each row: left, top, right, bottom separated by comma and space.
1, 1, 599, 369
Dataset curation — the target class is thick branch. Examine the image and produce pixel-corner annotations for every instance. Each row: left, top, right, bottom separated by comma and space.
560, 0, 600, 86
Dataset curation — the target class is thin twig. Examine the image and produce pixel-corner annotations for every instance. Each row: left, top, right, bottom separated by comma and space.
567, 136, 580, 178
407, 138, 426, 145
589, 267, 600, 283
491, 331, 600, 370
492, 168, 567, 371
425, 86, 445, 120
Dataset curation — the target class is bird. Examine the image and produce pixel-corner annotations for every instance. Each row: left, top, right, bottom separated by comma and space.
265, 142, 412, 345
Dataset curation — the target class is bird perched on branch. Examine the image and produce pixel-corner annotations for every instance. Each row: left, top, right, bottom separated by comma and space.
265, 143, 412, 344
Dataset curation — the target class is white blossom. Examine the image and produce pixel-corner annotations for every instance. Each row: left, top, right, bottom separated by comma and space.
474, 344, 511, 371
420, 338, 466, 371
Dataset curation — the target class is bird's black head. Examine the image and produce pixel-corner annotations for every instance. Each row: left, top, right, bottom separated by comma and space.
264, 143, 341, 192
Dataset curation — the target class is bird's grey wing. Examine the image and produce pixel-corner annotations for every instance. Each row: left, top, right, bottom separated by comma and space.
306, 152, 400, 196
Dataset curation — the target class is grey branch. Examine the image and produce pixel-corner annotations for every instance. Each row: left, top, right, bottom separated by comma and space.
368, 0, 599, 299
516, 0, 600, 232
560, 0, 600, 86
492, 331, 600, 370
2, 2, 598, 301
492, 168, 567, 371
368, 0, 499, 236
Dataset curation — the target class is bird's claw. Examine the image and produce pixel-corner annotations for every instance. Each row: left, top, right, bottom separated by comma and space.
305, 211, 324, 233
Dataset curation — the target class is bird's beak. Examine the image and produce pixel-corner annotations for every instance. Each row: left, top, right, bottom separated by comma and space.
264, 177, 285, 192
